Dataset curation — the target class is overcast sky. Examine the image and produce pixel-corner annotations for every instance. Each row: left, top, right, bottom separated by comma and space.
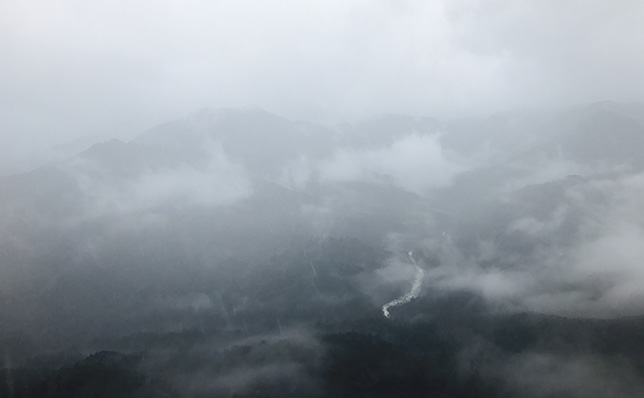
2, 0, 644, 169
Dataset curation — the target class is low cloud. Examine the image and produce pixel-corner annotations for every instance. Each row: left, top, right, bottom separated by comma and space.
413, 170, 644, 318
166, 327, 322, 397
68, 143, 252, 217
501, 352, 644, 397
319, 133, 463, 195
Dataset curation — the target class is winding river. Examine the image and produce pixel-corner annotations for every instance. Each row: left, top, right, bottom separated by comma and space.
382, 251, 424, 319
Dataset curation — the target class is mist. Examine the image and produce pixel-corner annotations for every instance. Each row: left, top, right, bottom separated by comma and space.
3, 0, 644, 173
3, 1, 644, 397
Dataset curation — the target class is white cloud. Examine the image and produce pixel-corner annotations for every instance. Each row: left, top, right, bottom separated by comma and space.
67, 143, 252, 216
319, 133, 462, 194
409, 170, 644, 318
3, 0, 644, 170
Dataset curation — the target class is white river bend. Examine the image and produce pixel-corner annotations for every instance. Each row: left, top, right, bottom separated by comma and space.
382, 251, 424, 319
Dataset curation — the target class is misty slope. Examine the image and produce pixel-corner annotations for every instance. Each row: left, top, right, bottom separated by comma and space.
0, 107, 436, 353
3, 102, 644, 397
134, 107, 336, 176
515, 101, 644, 170
3, 103, 644, 332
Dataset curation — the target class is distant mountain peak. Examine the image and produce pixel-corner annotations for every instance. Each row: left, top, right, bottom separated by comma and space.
188, 105, 286, 123
133, 106, 293, 149
80, 138, 128, 157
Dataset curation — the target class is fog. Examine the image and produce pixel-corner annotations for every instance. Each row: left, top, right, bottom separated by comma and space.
2, 101, 644, 396
3, 0, 644, 173
3, 2, 644, 397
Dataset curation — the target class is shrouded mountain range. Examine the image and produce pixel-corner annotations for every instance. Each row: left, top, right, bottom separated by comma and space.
2, 102, 644, 397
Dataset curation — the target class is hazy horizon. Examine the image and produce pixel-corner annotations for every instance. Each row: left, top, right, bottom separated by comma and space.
3, 2, 644, 397
3, 0, 644, 171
